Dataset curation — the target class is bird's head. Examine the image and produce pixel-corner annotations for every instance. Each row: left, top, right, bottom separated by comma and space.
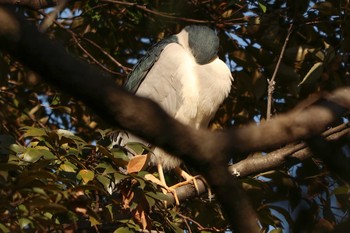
177, 25, 219, 65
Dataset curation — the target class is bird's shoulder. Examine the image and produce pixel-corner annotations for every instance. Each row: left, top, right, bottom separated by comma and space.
123, 35, 179, 93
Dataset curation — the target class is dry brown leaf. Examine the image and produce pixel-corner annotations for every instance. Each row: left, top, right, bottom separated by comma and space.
127, 154, 148, 173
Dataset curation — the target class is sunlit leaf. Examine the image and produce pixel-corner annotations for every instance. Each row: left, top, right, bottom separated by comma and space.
22, 127, 47, 137
78, 169, 95, 184
19, 218, 33, 229
298, 62, 324, 86
0, 223, 10, 233
89, 216, 101, 227
114, 227, 134, 233
169, 221, 183, 233
59, 161, 77, 173
9, 143, 26, 154
332, 185, 350, 195
269, 228, 283, 233
127, 154, 147, 173
35, 146, 55, 160
258, 1, 267, 13
126, 142, 146, 155
97, 128, 113, 138
146, 191, 172, 203
22, 148, 43, 162
32, 187, 47, 195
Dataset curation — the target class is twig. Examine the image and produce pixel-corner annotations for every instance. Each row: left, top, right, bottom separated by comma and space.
39, 0, 68, 32
177, 213, 226, 232
102, 0, 216, 24
37, 10, 130, 75
266, 23, 294, 120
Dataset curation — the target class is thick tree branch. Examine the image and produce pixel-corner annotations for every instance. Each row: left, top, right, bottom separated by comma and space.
171, 122, 350, 204
228, 122, 350, 177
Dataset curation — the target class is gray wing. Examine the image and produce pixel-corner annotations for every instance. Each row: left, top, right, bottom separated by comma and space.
124, 35, 179, 93
135, 42, 191, 118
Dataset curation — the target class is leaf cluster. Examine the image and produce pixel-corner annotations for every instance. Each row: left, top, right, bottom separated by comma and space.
0, 127, 197, 232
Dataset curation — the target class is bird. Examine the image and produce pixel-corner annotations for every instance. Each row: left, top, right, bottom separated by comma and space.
118, 25, 233, 204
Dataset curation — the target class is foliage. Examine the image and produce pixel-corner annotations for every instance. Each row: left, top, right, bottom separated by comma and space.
1, 0, 350, 232
0, 127, 190, 232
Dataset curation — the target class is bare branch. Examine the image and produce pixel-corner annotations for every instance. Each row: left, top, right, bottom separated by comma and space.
39, 0, 67, 32
2, 0, 68, 9
228, 122, 350, 177
266, 23, 294, 119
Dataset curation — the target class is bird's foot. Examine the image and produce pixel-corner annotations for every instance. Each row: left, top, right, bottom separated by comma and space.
172, 169, 212, 200
170, 174, 200, 194
144, 173, 180, 206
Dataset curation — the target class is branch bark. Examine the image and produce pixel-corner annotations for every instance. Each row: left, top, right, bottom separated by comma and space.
228, 122, 350, 177
1, 0, 67, 9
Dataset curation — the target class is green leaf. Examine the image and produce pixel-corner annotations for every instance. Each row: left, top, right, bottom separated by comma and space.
98, 146, 128, 166
97, 128, 113, 138
18, 204, 29, 214
33, 187, 47, 195
35, 146, 55, 159
258, 1, 267, 13
114, 227, 134, 233
9, 144, 26, 154
0, 223, 10, 233
19, 218, 33, 229
41, 203, 68, 213
96, 162, 117, 174
22, 127, 47, 137
114, 172, 129, 183
126, 142, 145, 155
78, 169, 95, 184
89, 216, 101, 226
59, 161, 77, 173
298, 62, 324, 86
134, 176, 146, 189
112, 149, 129, 161
332, 185, 350, 195
145, 195, 156, 208
269, 228, 283, 233
169, 221, 184, 233
146, 191, 172, 203
22, 148, 43, 162
106, 204, 114, 221
97, 174, 112, 191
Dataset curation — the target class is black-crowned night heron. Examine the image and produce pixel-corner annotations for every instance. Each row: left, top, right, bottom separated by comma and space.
118, 25, 233, 204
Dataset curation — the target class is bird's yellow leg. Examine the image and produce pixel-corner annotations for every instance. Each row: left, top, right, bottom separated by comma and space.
144, 163, 180, 205
158, 163, 180, 205
171, 167, 212, 199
